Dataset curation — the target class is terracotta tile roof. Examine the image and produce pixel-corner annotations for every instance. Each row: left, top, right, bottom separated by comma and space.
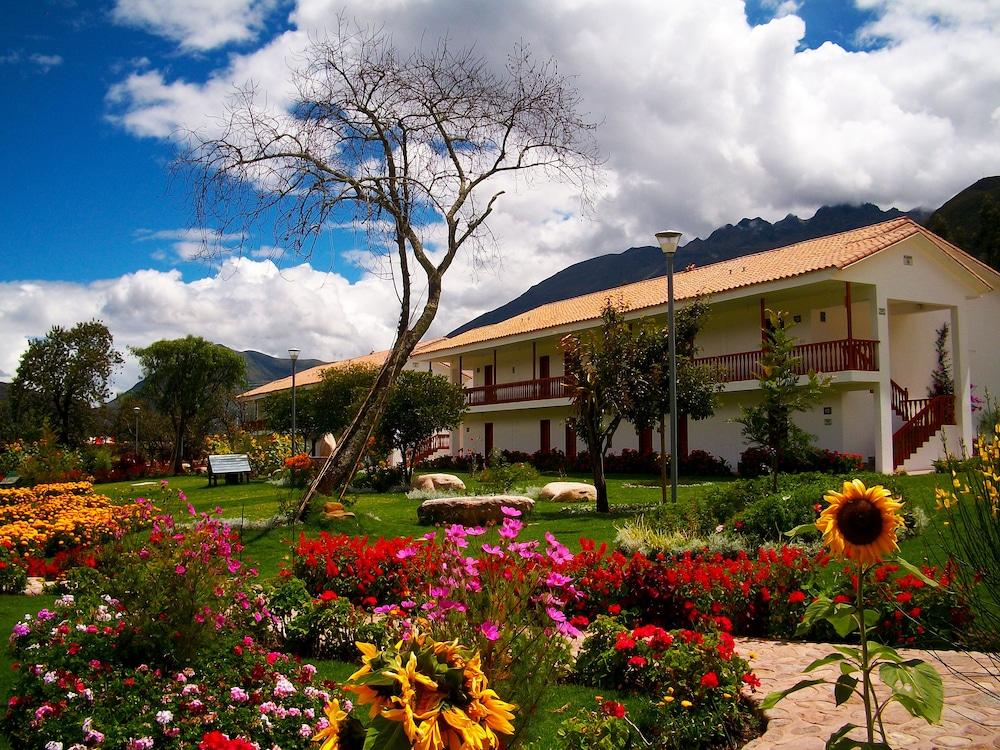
238, 338, 450, 400
417, 218, 998, 356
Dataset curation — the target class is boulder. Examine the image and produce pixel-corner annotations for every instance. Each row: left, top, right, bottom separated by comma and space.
538, 481, 596, 503
411, 473, 466, 493
417, 496, 534, 526
322, 501, 356, 521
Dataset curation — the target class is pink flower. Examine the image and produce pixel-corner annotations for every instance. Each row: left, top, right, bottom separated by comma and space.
500, 506, 522, 517
546, 572, 572, 588
175, 564, 186, 575
480, 621, 501, 641
481, 544, 504, 557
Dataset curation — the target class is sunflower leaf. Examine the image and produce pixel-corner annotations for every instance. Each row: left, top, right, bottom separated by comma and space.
785, 523, 819, 538
804, 653, 846, 673
761, 679, 827, 709
834, 674, 859, 705
894, 557, 941, 588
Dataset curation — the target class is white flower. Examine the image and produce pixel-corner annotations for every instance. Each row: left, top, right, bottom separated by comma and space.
154, 710, 173, 725
44, 742, 63, 750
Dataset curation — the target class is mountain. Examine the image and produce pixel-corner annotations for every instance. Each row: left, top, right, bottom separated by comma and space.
119, 348, 326, 399
449, 202, 926, 336
926, 176, 1000, 270
239, 349, 326, 388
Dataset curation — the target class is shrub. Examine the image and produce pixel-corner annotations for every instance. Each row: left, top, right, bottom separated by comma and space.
16, 431, 86, 486
0, 542, 28, 594
615, 522, 751, 559
265, 575, 390, 659
574, 616, 763, 749
678, 449, 733, 477
352, 462, 405, 492
3, 593, 337, 749
738, 445, 865, 477
478, 450, 540, 493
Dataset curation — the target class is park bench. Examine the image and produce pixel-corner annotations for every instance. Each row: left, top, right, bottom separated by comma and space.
207, 454, 251, 487
0, 475, 19, 488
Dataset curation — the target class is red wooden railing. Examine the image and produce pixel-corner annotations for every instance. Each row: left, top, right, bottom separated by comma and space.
694, 339, 879, 383
891, 380, 910, 418
892, 395, 955, 468
465, 376, 569, 406
413, 433, 451, 464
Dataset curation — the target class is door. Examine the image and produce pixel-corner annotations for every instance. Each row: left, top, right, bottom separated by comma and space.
484, 365, 495, 403
538, 355, 550, 397
639, 427, 653, 455
565, 424, 576, 460
485, 423, 494, 456
540, 419, 551, 453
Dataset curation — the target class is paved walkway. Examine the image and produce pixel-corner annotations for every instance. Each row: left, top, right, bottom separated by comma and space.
740, 638, 1000, 749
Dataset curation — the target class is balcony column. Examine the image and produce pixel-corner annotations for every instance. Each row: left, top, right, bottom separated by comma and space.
873, 292, 893, 473
951, 306, 974, 451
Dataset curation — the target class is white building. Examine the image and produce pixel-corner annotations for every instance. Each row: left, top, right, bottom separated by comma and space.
411, 218, 1000, 473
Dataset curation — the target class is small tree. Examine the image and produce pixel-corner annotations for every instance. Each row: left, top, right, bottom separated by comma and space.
132, 337, 247, 474
928, 323, 954, 398
377, 370, 467, 482
622, 298, 723, 501
735, 309, 830, 491
562, 301, 649, 513
9, 320, 123, 445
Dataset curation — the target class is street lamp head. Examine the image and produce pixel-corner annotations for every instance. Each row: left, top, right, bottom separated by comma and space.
133, 406, 140, 413
288, 348, 300, 362
655, 230, 683, 256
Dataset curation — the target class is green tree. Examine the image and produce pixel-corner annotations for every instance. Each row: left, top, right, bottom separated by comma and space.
376, 370, 467, 482
185, 26, 598, 511
262, 363, 379, 450
9, 320, 123, 445
928, 323, 954, 398
562, 301, 650, 513
735, 309, 830, 491
132, 337, 246, 474
621, 298, 723, 501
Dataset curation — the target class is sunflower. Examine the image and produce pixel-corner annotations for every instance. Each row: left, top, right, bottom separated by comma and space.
312, 700, 349, 750
817, 479, 904, 565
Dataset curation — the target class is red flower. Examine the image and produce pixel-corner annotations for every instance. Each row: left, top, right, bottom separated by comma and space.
319, 590, 338, 602
608, 604, 622, 616
628, 655, 647, 667
601, 700, 626, 718
701, 672, 719, 689
614, 633, 636, 651
741, 672, 762, 689
788, 590, 806, 604
896, 592, 913, 604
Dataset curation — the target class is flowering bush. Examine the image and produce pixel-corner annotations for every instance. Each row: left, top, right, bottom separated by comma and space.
3, 593, 338, 749
265, 575, 390, 660
293, 533, 438, 605
319, 632, 516, 750
574, 616, 763, 749
0, 541, 28, 594
206, 432, 291, 477
0, 481, 149, 556
283, 453, 314, 488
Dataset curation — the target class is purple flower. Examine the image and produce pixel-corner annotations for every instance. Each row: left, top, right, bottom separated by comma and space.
11, 623, 29, 638
546, 606, 567, 624
480, 621, 501, 641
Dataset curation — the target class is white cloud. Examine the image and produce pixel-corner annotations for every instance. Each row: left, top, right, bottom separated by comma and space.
0, 259, 403, 392
27, 0, 1000, 384
136, 227, 244, 263
111, 0, 281, 51
1, 51, 64, 73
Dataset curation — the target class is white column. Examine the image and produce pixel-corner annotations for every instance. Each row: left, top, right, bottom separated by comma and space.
951, 306, 974, 452
873, 292, 894, 473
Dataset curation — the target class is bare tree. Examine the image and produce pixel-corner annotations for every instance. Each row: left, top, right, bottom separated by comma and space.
183, 24, 599, 514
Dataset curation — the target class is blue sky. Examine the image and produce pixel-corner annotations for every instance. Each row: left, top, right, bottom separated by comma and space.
1, 0, 999, 388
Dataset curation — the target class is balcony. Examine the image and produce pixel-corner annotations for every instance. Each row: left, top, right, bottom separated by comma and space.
465, 376, 569, 406
695, 338, 879, 383
462, 339, 879, 407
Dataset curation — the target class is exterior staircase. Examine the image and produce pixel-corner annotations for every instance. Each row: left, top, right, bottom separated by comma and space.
891, 381, 956, 469
413, 432, 452, 465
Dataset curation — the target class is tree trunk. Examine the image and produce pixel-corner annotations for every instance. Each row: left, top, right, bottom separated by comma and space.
172, 419, 187, 475
592, 451, 609, 513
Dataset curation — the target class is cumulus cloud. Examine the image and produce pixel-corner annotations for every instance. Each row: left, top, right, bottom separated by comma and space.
0, 259, 404, 391
26, 0, 997, 383
111, 0, 281, 51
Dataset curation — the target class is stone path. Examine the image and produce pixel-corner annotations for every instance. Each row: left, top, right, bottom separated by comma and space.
740, 638, 1000, 749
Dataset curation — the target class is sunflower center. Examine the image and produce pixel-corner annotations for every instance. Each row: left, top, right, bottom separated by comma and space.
836, 498, 884, 546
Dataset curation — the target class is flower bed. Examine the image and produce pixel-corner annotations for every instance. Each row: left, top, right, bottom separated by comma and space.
0, 481, 148, 556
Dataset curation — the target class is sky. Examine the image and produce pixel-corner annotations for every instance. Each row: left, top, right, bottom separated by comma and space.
2, 0, 999, 392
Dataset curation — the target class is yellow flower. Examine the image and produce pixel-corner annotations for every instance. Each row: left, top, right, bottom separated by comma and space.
313, 700, 348, 750
681, 700, 693, 708
816, 479, 905, 565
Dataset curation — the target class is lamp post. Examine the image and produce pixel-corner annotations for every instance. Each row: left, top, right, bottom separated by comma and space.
655, 230, 683, 503
288, 348, 300, 456
133, 406, 140, 456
